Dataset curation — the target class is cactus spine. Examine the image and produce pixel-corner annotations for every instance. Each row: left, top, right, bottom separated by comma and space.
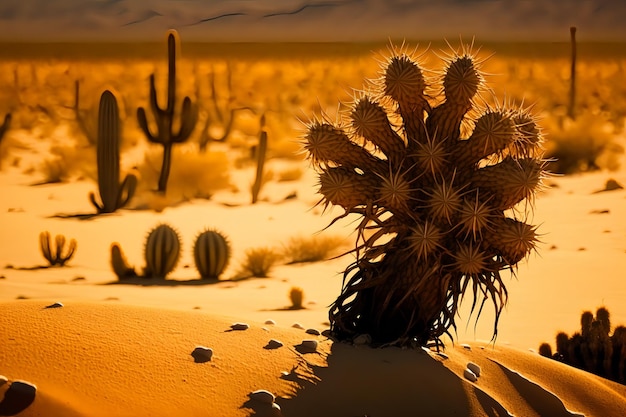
89, 90, 137, 213
137, 29, 198, 193
144, 223, 181, 279
303, 42, 546, 347
193, 229, 230, 279
39, 231, 77, 266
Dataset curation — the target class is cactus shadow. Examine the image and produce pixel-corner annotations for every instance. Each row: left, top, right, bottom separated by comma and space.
103, 277, 228, 287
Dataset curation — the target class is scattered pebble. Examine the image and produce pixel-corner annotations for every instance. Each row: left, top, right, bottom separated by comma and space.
298, 340, 318, 353
321, 329, 332, 338
594, 178, 624, 193
249, 389, 275, 404
292, 323, 304, 330
467, 362, 481, 377
3, 380, 37, 412
589, 209, 610, 214
461, 344, 471, 350
265, 339, 283, 349
45, 302, 64, 309
305, 328, 320, 336
353, 334, 372, 345
231, 323, 249, 331
464, 368, 478, 382
191, 346, 213, 363
0, 275, 5, 279
265, 319, 276, 325
437, 352, 449, 359
421, 346, 431, 353
0, 375, 7, 386
72, 276, 86, 281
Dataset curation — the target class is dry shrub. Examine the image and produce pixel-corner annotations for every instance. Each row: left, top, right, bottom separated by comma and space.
133, 146, 231, 209
544, 112, 624, 174
236, 246, 281, 278
38, 142, 96, 183
283, 234, 347, 264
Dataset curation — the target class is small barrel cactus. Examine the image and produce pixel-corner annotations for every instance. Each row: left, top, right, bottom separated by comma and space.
193, 229, 230, 279
303, 42, 546, 347
144, 223, 181, 279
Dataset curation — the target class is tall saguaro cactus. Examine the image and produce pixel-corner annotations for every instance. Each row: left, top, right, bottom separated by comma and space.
137, 29, 198, 193
303, 43, 547, 347
89, 90, 137, 213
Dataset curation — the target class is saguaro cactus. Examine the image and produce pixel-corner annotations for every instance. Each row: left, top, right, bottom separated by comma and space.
89, 90, 137, 213
137, 29, 198, 193
303, 43, 546, 347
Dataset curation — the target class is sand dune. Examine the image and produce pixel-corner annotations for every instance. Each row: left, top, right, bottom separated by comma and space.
2, 301, 626, 417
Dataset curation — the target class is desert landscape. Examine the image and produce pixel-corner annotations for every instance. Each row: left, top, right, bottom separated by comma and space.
1, 2, 626, 416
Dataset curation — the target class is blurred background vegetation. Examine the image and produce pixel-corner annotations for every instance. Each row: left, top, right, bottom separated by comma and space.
0, 40, 624, 204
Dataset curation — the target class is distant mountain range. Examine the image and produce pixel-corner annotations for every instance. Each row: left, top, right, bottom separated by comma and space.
0, 0, 624, 42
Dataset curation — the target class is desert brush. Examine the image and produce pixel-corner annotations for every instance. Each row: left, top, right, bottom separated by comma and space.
303, 41, 547, 347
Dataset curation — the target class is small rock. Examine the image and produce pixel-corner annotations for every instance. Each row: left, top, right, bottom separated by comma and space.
467, 362, 481, 377
437, 352, 449, 359
461, 344, 471, 350
353, 334, 372, 345
0, 275, 5, 279
266, 339, 283, 349
249, 389, 275, 404
464, 368, 478, 382
421, 346, 431, 353
265, 319, 276, 325
0, 375, 8, 386
305, 328, 320, 336
292, 323, 304, 330
3, 380, 37, 411
231, 323, 249, 331
45, 302, 64, 309
321, 329, 332, 338
191, 346, 213, 363
299, 339, 318, 353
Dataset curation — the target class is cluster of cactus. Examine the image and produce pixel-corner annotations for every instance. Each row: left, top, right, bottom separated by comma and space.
540, 307, 626, 384
39, 231, 77, 267
303, 42, 546, 347
111, 224, 230, 280
137, 29, 198, 193
89, 90, 137, 213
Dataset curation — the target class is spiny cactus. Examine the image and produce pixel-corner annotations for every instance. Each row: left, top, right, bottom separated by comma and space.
193, 229, 231, 279
303, 42, 546, 347
89, 90, 137, 213
39, 231, 77, 267
542, 307, 626, 383
144, 223, 181, 279
110, 243, 137, 280
137, 29, 198, 193
251, 114, 268, 204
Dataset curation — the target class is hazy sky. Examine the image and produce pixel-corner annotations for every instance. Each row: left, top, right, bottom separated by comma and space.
0, 0, 624, 42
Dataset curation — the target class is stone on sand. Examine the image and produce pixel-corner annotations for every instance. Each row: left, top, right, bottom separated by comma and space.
231, 323, 249, 331
249, 389, 275, 404
191, 346, 213, 363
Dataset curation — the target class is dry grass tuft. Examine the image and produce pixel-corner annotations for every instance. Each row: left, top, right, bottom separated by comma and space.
282, 234, 347, 264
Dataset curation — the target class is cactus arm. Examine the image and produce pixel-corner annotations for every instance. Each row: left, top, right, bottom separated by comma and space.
136, 106, 158, 142
89, 191, 105, 212
116, 173, 137, 210
58, 238, 77, 266
39, 231, 54, 265
172, 96, 197, 142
